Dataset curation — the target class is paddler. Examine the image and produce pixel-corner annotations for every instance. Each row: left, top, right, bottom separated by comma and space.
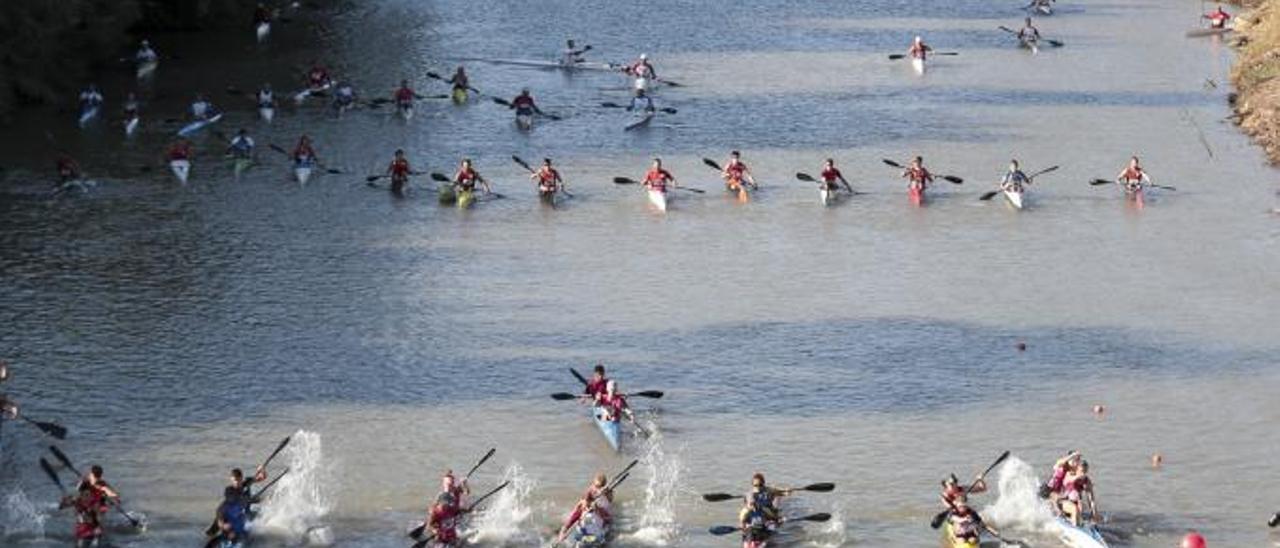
820, 158, 854, 194
1204, 4, 1232, 29
226, 128, 255, 159
628, 88, 656, 113
60, 479, 107, 548
213, 485, 250, 547
739, 495, 775, 546
166, 138, 195, 164
439, 469, 470, 509
531, 158, 563, 199
426, 492, 466, 546
1040, 450, 1081, 500
940, 472, 988, 509
909, 36, 932, 61
1115, 156, 1149, 195
448, 67, 470, 98
626, 53, 658, 81
332, 81, 356, 113
56, 153, 82, 184
561, 39, 590, 66
721, 150, 759, 192
582, 364, 609, 401
190, 94, 217, 121
902, 155, 933, 194
1017, 18, 1041, 46
453, 158, 492, 196
945, 495, 1002, 544
253, 3, 273, 27
306, 61, 332, 90
394, 79, 416, 109
1059, 460, 1098, 527
746, 473, 787, 522
256, 84, 275, 108
1000, 159, 1030, 193
387, 149, 413, 196
643, 158, 678, 194
597, 380, 634, 424
135, 39, 158, 64
509, 89, 544, 126
556, 474, 614, 544
79, 85, 103, 111
229, 466, 269, 516
292, 135, 318, 169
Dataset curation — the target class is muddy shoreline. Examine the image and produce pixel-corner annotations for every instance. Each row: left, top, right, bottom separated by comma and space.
1228, 0, 1280, 164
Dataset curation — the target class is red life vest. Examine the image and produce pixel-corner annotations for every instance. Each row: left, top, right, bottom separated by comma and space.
389, 158, 411, 177
644, 168, 670, 192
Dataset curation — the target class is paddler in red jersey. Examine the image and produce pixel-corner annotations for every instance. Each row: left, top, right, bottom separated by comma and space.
531, 158, 563, 198
910, 36, 932, 60
306, 62, 331, 90
945, 495, 1001, 545
940, 472, 987, 509
1115, 156, 1149, 194
556, 473, 614, 544
426, 492, 465, 546
597, 381, 633, 423
439, 469, 470, 509
721, 150, 758, 192
902, 156, 933, 193
820, 158, 854, 194
387, 149, 412, 195
582, 364, 608, 401
167, 138, 194, 161
1059, 460, 1098, 527
1204, 5, 1232, 29
56, 153, 82, 184
394, 79, 416, 108
626, 53, 657, 80
644, 158, 677, 193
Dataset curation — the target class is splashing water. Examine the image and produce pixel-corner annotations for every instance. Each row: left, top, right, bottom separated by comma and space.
802, 502, 848, 548
622, 438, 683, 546
467, 462, 537, 546
0, 489, 46, 539
255, 430, 334, 545
983, 456, 1055, 534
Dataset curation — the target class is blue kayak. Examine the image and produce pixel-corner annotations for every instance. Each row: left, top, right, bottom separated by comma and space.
592, 406, 621, 452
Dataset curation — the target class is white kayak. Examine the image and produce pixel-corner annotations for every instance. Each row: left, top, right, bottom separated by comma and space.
136, 59, 158, 79
124, 115, 140, 137
295, 165, 313, 185
259, 105, 275, 123
624, 111, 654, 132
647, 188, 668, 212
256, 22, 271, 42
516, 113, 534, 130
1020, 38, 1040, 54
911, 57, 926, 74
1051, 517, 1108, 548
169, 159, 191, 184
1033, 3, 1053, 15
293, 82, 332, 104
820, 186, 838, 206
634, 76, 650, 92
1003, 188, 1024, 209
177, 113, 222, 137
78, 105, 100, 127
398, 103, 414, 121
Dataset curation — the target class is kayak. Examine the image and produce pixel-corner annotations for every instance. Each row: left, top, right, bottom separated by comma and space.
941, 520, 978, 548
293, 81, 332, 104
1019, 37, 1040, 54
647, 188, 668, 212
294, 164, 313, 185
256, 21, 270, 42
398, 102, 414, 121
516, 113, 534, 130
569, 510, 610, 548
1033, 3, 1053, 15
170, 159, 191, 184
539, 190, 557, 207
233, 157, 252, 179
1127, 186, 1144, 208
624, 111, 654, 132
1186, 27, 1232, 37
438, 186, 457, 205
457, 189, 476, 209
124, 115, 140, 137
1051, 516, 1108, 548
451, 87, 468, 104
912, 57, 926, 74
136, 59, 158, 80
178, 113, 223, 137
726, 180, 750, 203
259, 105, 274, 123
1003, 187, 1024, 209
909, 185, 924, 206
591, 406, 621, 452
478, 58, 618, 72
634, 76, 650, 93
78, 105, 99, 127
820, 186, 838, 206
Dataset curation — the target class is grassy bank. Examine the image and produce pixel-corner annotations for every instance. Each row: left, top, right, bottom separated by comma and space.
1230, 0, 1280, 163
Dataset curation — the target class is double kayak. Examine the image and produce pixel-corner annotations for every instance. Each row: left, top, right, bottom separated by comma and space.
591, 406, 621, 452
940, 520, 977, 548
1052, 516, 1108, 548
178, 113, 223, 137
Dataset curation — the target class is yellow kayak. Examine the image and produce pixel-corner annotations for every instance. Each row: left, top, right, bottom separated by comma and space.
942, 521, 979, 548
452, 87, 468, 104
457, 189, 475, 209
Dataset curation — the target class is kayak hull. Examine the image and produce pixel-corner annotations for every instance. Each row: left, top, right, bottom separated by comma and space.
256, 22, 271, 42
1052, 516, 1108, 548
438, 186, 457, 204
259, 106, 274, 123
624, 112, 654, 131
178, 113, 223, 137
399, 104, 414, 121
1004, 188, 1024, 209
233, 158, 252, 178
647, 189, 668, 212
912, 57, 926, 74
295, 166, 312, 185
941, 520, 979, 548
516, 113, 534, 130
124, 116, 140, 137
136, 60, 158, 79
170, 159, 191, 184
78, 106, 99, 127
820, 187, 837, 206
457, 189, 475, 209
452, 87, 468, 104
592, 406, 621, 452
909, 186, 924, 206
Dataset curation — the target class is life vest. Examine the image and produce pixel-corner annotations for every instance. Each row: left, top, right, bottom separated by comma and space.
456, 168, 479, 190
390, 158, 411, 177
644, 169, 670, 192
1119, 167, 1144, 182
906, 166, 930, 184
537, 168, 559, 191
725, 161, 747, 181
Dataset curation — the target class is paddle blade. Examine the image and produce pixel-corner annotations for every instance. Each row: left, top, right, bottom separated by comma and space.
601, 102, 622, 108
551, 392, 578, 401
709, 525, 738, 536
1029, 165, 1060, 179
882, 158, 903, 168
491, 97, 511, 107
796, 512, 832, 522
430, 172, 451, 182
407, 523, 425, 539
24, 417, 67, 440
796, 172, 815, 182
263, 435, 291, 467
801, 482, 835, 492
942, 175, 964, 184
983, 450, 1012, 477
630, 390, 664, 399
569, 367, 590, 386
366, 175, 381, 182
702, 493, 738, 502
269, 143, 288, 156
979, 190, 1000, 201
612, 177, 639, 185
1047, 39, 1065, 47
888, 54, 906, 60
465, 447, 496, 480
511, 155, 533, 172
426, 71, 442, 80
1089, 178, 1113, 186
660, 107, 678, 114
702, 158, 722, 171
40, 457, 65, 491
680, 187, 706, 194
49, 445, 78, 475
929, 508, 951, 529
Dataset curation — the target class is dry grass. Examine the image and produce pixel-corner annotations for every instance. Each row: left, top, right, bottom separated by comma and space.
1230, 0, 1280, 162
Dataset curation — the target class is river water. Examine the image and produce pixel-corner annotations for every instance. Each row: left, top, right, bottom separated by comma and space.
1, 0, 1278, 546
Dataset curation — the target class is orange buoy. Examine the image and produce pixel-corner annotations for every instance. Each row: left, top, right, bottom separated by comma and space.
1180, 531, 1206, 548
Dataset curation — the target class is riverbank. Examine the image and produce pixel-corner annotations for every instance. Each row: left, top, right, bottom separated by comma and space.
1229, 0, 1280, 163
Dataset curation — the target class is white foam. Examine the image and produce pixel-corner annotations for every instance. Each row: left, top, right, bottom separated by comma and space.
0, 489, 46, 538
622, 437, 682, 546
466, 462, 536, 545
983, 456, 1055, 535
255, 430, 334, 545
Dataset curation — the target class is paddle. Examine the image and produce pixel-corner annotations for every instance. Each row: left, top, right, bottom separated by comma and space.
512, 155, 573, 198
425, 71, 483, 96
552, 389, 662, 401
929, 450, 1011, 529
552, 461, 637, 547
491, 97, 562, 120
570, 367, 590, 386
252, 467, 289, 501
464, 448, 497, 482
613, 176, 705, 193
601, 102, 679, 115
407, 466, 506, 541
48, 446, 143, 528
882, 159, 963, 184
888, 52, 959, 60
998, 26, 1065, 47
703, 482, 836, 502
1089, 178, 1176, 191
40, 457, 66, 492
708, 513, 832, 536
18, 415, 68, 440
980, 166, 1059, 201
267, 144, 342, 174
797, 172, 858, 194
